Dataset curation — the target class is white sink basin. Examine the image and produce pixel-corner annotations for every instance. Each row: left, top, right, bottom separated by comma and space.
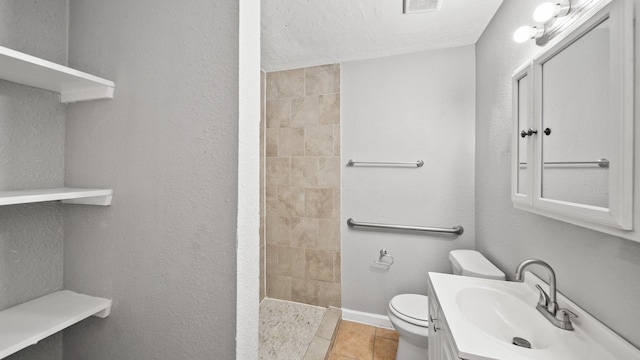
456, 286, 557, 349
428, 272, 640, 360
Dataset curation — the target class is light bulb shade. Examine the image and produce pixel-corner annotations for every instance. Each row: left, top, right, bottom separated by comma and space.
514, 26, 535, 43
533, 2, 559, 23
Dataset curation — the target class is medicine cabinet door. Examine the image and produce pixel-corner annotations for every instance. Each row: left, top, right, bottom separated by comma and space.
511, 63, 534, 206
532, 0, 633, 231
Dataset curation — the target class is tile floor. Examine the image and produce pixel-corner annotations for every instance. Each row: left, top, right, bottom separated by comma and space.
328, 320, 399, 360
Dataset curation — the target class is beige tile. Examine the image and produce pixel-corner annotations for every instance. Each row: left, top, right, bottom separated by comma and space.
290, 246, 306, 275
318, 219, 340, 251
267, 69, 305, 100
292, 277, 320, 305
333, 125, 341, 156
260, 125, 265, 158
266, 186, 278, 213
277, 187, 305, 217
340, 321, 376, 336
277, 246, 292, 276
334, 252, 341, 283
266, 99, 291, 128
327, 354, 352, 360
266, 157, 290, 187
260, 244, 265, 276
266, 274, 291, 300
318, 281, 341, 308
266, 128, 278, 157
303, 336, 331, 360
260, 154, 265, 185
305, 64, 340, 96
373, 337, 398, 360
266, 72, 279, 100
291, 157, 319, 187
266, 216, 290, 246
266, 245, 278, 276
332, 321, 375, 359
305, 249, 334, 282
260, 182, 265, 208
319, 94, 340, 125
259, 215, 265, 247
278, 127, 305, 157
305, 188, 334, 218
318, 157, 340, 188
291, 96, 320, 128
333, 189, 341, 219
305, 125, 334, 156
291, 217, 319, 248
260, 246, 266, 301
375, 327, 399, 341
316, 308, 341, 340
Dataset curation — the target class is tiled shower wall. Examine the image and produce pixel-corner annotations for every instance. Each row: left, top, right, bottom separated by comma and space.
263, 64, 341, 307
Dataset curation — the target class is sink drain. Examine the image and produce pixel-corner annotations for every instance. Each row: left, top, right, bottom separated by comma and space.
512, 337, 531, 349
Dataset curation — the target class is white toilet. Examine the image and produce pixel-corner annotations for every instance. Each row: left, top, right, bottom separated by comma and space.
387, 250, 506, 360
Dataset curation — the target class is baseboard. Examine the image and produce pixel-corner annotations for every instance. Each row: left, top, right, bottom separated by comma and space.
341, 308, 393, 329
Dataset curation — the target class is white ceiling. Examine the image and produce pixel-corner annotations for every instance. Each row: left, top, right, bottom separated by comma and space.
261, 0, 504, 71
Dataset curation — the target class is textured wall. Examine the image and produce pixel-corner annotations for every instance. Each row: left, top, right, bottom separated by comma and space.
0, 1, 67, 359
476, 0, 640, 348
341, 46, 476, 316
63, 0, 239, 358
264, 65, 342, 307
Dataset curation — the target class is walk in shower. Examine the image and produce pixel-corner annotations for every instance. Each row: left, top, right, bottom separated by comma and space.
259, 65, 342, 359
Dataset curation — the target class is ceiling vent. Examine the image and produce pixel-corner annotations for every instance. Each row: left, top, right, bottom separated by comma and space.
403, 0, 441, 14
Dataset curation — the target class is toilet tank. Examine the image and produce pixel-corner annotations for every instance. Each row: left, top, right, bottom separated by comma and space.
449, 250, 505, 280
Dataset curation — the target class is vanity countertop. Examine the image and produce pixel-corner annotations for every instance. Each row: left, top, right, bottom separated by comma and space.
428, 272, 640, 360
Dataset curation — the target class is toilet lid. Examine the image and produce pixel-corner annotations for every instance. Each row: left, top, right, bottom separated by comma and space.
390, 294, 429, 327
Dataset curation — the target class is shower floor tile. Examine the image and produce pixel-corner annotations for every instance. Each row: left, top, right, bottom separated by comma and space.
259, 298, 327, 360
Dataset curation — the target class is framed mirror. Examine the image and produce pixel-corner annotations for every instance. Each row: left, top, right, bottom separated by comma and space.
513, 0, 635, 239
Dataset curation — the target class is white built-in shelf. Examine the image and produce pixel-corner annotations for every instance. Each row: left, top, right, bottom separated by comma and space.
0, 46, 115, 103
0, 188, 113, 206
0, 290, 111, 359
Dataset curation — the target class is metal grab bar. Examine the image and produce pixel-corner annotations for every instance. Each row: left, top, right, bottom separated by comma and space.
347, 218, 464, 235
347, 159, 424, 168
519, 158, 609, 168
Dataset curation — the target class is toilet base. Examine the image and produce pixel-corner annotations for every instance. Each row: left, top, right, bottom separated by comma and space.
397, 336, 428, 360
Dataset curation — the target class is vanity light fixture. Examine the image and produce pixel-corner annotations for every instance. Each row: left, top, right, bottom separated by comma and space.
513, 25, 545, 43
533, 1, 571, 23
514, 0, 574, 44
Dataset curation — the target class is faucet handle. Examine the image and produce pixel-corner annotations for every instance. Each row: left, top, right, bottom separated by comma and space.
555, 308, 578, 330
555, 308, 578, 321
535, 284, 550, 307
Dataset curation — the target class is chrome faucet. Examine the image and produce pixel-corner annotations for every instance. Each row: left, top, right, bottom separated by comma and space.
514, 259, 578, 330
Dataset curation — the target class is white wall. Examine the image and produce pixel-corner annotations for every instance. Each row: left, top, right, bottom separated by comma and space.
0, 1, 67, 359
237, 0, 261, 357
63, 0, 240, 358
476, 0, 640, 348
341, 46, 476, 316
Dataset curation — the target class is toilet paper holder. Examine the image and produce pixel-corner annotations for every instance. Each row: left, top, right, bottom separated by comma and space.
374, 249, 394, 267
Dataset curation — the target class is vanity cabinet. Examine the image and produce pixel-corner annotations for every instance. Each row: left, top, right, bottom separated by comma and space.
511, 0, 637, 241
428, 280, 460, 360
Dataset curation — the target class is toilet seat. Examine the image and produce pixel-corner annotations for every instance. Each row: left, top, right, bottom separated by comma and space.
389, 294, 429, 328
